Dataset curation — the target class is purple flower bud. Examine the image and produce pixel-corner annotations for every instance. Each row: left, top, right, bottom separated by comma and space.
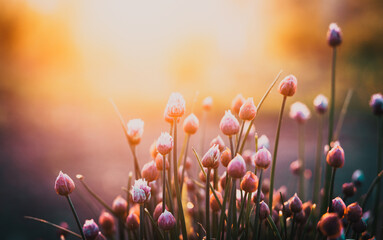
54, 171, 75, 196
318, 213, 343, 238
83, 219, 99, 240
289, 193, 303, 213
369, 93, 383, 116
332, 197, 346, 218
327, 23, 342, 47
158, 210, 176, 231
345, 202, 363, 222
326, 145, 345, 168
342, 182, 356, 198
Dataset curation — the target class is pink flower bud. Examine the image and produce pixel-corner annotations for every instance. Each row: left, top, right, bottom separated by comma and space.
231, 94, 245, 115
141, 161, 159, 182
126, 119, 144, 145
278, 75, 297, 97
369, 93, 383, 116
289, 193, 303, 213
256, 201, 270, 220
314, 94, 328, 114
327, 23, 342, 47
155, 154, 169, 171
149, 141, 158, 159
202, 96, 213, 111
199, 168, 214, 182
130, 179, 151, 204
184, 156, 192, 170
201, 144, 220, 169
54, 171, 75, 196
126, 213, 139, 230
98, 211, 115, 236
254, 148, 272, 169
332, 197, 346, 218
183, 113, 199, 135
326, 145, 345, 168
242, 150, 255, 167
220, 147, 232, 167
252, 190, 265, 203
112, 196, 127, 217
166, 92, 186, 118
210, 192, 223, 212
158, 210, 176, 231
342, 182, 356, 198
345, 202, 362, 222
156, 132, 173, 156
210, 135, 226, 152
239, 97, 257, 121
261, 178, 270, 194
83, 219, 99, 240
258, 134, 270, 149
318, 213, 342, 238
289, 102, 311, 124
153, 202, 169, 221
290, 160, 302, 176
227, 154, 246, 179
240, 171, 258, 193
220, 110, 240, 136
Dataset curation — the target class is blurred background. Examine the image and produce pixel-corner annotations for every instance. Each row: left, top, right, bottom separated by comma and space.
0, 0, 382, 239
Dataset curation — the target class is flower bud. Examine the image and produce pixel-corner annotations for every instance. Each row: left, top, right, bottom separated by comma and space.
254, 148, 272, 169
202, 96, 213, 111
289, 102, 311, 124
210, 192, 223, 212
112, 196, 127, 217
261, 179, 270, 194
252, 190, 265, 203
184, 156, 192, 170
314, 94, 328, 114
126, 213, 139, 230
155, 153, 169, 171
156, 132, 173, 156
231, 94, 245, 115
141, 161, 159, 182
220, 147, 232, 167
290, 160, 302, 176
240, 171, 258, 193
153, 202, 168, 221
256, 201, 270, 220
186, 178, 196, 192
289, 193, 303, 213
201, 144, 220, 169
239, 98, 257, 121
220, 110, 240, 136
219, 172, 227, 190
242, 150, 255, 167
54, 171, 75, 196
166, 92, 186, 118
278, 75, 297, 97
126, 119, 144, 145
352, 169, 365, 187
258, 135, 270, 149
342, 182, 356, 198
210, 135, 226, 152
327, 23, 342, 47
318, 213, 342, 238
183, 113, 199, 135
98, 211, 115, 236
83, 219, 99, 240
199, 168, 214, 182
332, 197, 346, 218
345, 202, 363, 222
326, 145, 345, 168
130, 179, 151, 204
158, 210, 176, 231
369, 93, 383, 116
294, 210, 306, 224
227, 154, 246, 179
282, 201, 292, 218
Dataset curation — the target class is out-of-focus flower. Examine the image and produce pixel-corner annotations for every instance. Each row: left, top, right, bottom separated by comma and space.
57, 222, 69, 237
345, 202, 363, 222
352, 219, 367, 234
245, 122, 256, 141
258, 134, 270, 149
352, 170, 365, 187
290, 160, 302, 176
369, 93, 383, 116
155, 153, 169, 171
149, 141, 158, 159
231, 94, 245, 115
54, 171, 75, 196
219, 172, 227, 190
210, 135, 225, 152
202, 97, 213, 111
126, 213, 139, 230
242, 150, 254, 167
289, 102, 311, 124
318, 213, 342, 239
304, 169, 312, 180
240, 171, 258, 193
327, 23, 342, 47
83, 219, 99, 240
278, 75, 297, 97
158, 210, 176, 231
166, 92, 186, 118
253, 148, 272, 169
112, 196, 127, 217
326, 145, 345, 168
98, 211, 115, 236
184, 156, 192, 170
201, 144, 220, 169
95, 233, 107, 240
252, 190, 265, 203
256, 201, 270, 220
239, 97, 257, 121
220, 148, 231, 167
127, 119, 144, 145
210, 192, 223, 212
141, 161, 159, 182
289, 193, 303, 213
332, 197, 346, 218
294, 210, 306, 224
342, 182, 356, 198
261, 179, 270, 194
183, 113, 199, 135
153, 202, 168, 221
220, 110, 240, 136
227, 154, 246, 178
130, 179, 151, 204
314, 94, 328, 114
199, 168, 214, 182
156, 132, 173, 156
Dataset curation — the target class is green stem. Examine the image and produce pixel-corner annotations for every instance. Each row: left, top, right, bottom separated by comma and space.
267, 215, 282, 240
218, 176, 232, 239
66, 196, 86, 240
213, 168, 218, 238
25, 216, 82, 239
313, 115, 323, 204
253, 169, 263, 240
206, 169, 211, 240
289, 213, 296, 240
328, 168, 337, 212
163, 156, 166, 212
139, 204, 144, 240
118, 219, 125, 240
298, 124, 305, 201
360, 170, 383, 209
269, 96, 287, 209
333, 89, 353, 141
279, 192, 287, 240
236, 120, 245, 154
127, 172, 133, 216
300, 204, 316, 240
165, 177, 174, 214
229, 136, 235, 158
130, 145, 142, 179
180, 135, 191, 194
237, 192, 248, 230
372, 116, 382, 234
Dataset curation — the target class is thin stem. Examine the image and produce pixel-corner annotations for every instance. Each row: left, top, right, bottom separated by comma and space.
177, 135, 188, 167
180, 134, 191, 193
130, 145, 142, 179
144, 208, 165, 240
229, 136, 235, 159
206, 169, 211, 240
289, 213, 296, 240
236, 120, 245, 154
66, 196, 86, 240
300, 204, 316, 240
372, 116, 382, 234
228, 179, 237, 239
218, 176, 232, 239
267, 215, 282, 240
360, 170, 383, 209
269, 96, 287, 209
237, 192, 248, 230
165, 177, 174, 214
327, 168, 337, 212
298, 124, 305, 201
313, 115, 324, 204
163, 155, 167, 212
213, 168, 218, 238
139, 204, 144, 240
253, 169, 263, 240
118, 219, 125, 240
127, 172, 133, 215
279, 192, 287, 240
24, 216, 82, 239
333, 89, 353, 141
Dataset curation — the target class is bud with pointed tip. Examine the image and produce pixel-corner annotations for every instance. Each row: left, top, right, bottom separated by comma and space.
342, 182, 356, 198
326, 145, 345, 168
220, 110, 240, 136
252, 190, 264, 203
256, 201, 270, 220
112, 196, 127, 217
345, 202, 363, 222
202, 97, 213, 111
210, 135, 225, 152
126, 213, 139, 230
369, 93, 383, 116
227, 154, 246, 178
327, 23, 342, 47
278, 75, 297, 97
254, 148, 272, 169
158, 210, 176, 231
231, 94, 245, 115
240, 171, 258, 193
332, 197, 346, 218
153, 202, 168, 221
155, 153, 169, 171
141, 161, 159, 182
130, 179, 151, 204
126, 119, 144, 145
156, 132, 173, 156
314, 94, 328, 114
98, 211, 115, 236
183, 113, 199, 135
318, 213, 342, 238
289, 102, 311, 124
201, 144, 220, 169
289, 193, 303, 213
54, 171, 75, 196
166, 92, 186, 118
210, 192, 223, 212
220, 147, 232, 167
239, 98, 257, 121
83, 219, 99, 240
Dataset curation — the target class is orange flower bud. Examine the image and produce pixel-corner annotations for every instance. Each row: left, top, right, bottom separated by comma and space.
239, 97, 257, 121
98, 211, 115, 236
166, 92, 186, 118
278, 75, 297, 97
112, 196, 127, 217
156, 132, 173, 156
220, 147, 232, 167
149, 141, 158, 159
183, 113, 199, 135
141, 161, 159, 182
240, 171, 258, 193
155, 153, 169, 171
202, 96, 213, 111
201, 144, 220, 169
210, 192, 223, 212
326, 145, 345, 168
210, 135, 226, 152
231, 94, 245, 115
126, 119, 144, 145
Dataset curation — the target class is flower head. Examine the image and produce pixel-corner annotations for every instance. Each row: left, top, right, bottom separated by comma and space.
112, 195, 127, 217
327, 23, 342, 47
318, 213, 342, 238
220, 110, 240, 136
345, 202, 363, 222
202, 96, 213, 111
126, 213, 139, 230
127, 119, 144, 145
314, 94, 328, 114
253, 148, 272, 169
240, 171, 258, 193
183, 113, 199, 135
326, 145, 345, 168
227, 154, 246, 178
220, 147, 232, 167
54, 171, 75, 196
98, 211, 115, 236
158, 210, 176, 231
278, 75, 297, 97
231, 94, 245, 115
149, 141, 158, 159
258, 134, 270, 149
342, 182, 356, 198
130, 179, 151, 204
210, 192, 223, 212
239, 97, 257, 121
141, 161, 159, 182
155, 153, 169, 171
201, 144, 221, 169
352, 169, 365, 187
289, 193, 303, 213
166, 92, 186, 118
332, 197, 346, 218
290, 160, 302, 176
156, 132, 173, 155
256, 201, 270, 220
83, 219, 99, 240
210, 135, 225, 152
290, 102, 311, 124
369, 93, 383, 116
